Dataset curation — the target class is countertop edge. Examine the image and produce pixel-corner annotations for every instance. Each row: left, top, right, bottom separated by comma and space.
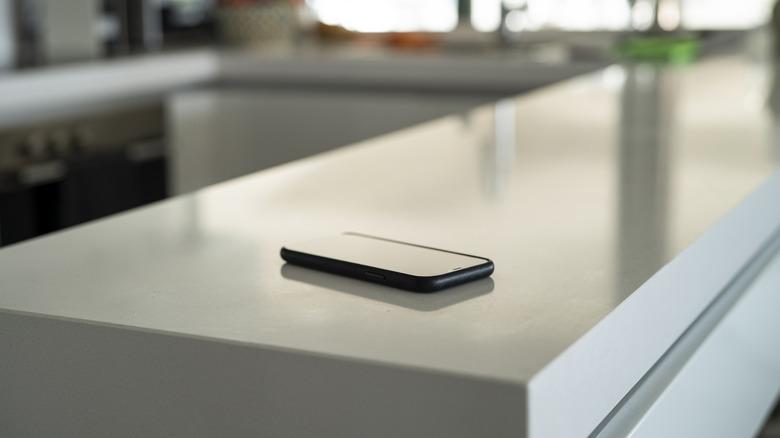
526, 170, 780, 438
0, 49, 218, 127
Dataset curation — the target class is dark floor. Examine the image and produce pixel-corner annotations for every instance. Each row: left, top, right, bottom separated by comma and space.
759, 400, 780, 437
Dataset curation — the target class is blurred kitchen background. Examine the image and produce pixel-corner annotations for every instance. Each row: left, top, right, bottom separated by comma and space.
1, 1, 780, 434
0, 0, 775, 246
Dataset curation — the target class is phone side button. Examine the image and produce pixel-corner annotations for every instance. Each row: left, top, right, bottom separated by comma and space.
364, 272, 385, 280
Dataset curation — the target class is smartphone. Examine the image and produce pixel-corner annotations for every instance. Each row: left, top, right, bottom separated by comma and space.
280, 232, 494, 293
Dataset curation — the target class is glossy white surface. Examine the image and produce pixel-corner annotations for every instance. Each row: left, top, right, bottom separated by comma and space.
2, 53, 780, 437
592, 221, 780, 438
608, 239, 780, 438
0, 0, 12, 70
167, 86, 494, 193
0, 49, 217, 128
0, 44, 600, 129
218, 46, 601, 93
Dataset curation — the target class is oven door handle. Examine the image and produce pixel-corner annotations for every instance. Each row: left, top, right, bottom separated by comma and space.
18, 160, 67, 186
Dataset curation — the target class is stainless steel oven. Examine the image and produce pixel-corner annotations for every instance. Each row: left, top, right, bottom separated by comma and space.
0, 103, 166, 246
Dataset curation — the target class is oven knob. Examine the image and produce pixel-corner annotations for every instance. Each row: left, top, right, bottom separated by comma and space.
15, 142, 29, 159
50, 129, 72, 157
72, 126, 93, 153
20, 132, 48, 160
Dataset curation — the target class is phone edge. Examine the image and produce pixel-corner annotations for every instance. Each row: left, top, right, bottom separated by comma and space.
280, 247, 493, 293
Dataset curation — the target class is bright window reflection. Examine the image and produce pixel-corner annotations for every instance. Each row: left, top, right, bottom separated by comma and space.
681, 0, 772, 29
307, 0, 458, 32
471, 0, 502, 32
308, 0, 774, 34
470, 0, 771, 32
471, 0, 630, 31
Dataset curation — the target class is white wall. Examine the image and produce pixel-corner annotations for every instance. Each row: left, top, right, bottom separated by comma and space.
39, 0, 100, 62
0, 0, 14, 70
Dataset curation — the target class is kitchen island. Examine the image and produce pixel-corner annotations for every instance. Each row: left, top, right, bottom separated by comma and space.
2, 46, 780, 437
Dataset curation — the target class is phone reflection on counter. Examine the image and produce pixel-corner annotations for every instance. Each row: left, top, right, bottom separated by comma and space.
615, 63, 674, 301
280, 264, 494, 312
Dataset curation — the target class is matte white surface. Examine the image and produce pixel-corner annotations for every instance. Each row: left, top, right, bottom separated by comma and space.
0, 309, 525, 438
1, 54, 780, 437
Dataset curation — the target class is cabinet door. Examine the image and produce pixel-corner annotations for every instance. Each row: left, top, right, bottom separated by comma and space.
596, 245, 780, 438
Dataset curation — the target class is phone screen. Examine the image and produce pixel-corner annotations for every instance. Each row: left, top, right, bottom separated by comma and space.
284, 233, 488, 277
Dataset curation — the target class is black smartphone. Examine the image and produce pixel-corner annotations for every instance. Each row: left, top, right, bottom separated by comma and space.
280, 232, 494, 293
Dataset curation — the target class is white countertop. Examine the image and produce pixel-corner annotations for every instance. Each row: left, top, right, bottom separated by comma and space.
217, 45, 602, 93
2, 53, 780, 437
0, 44, 602, 129
0, 49, 217, 128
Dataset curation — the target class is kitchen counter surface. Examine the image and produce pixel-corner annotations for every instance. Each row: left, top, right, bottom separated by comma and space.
0, 49, 217, 128
2, 48, 780, 437
216, 44, 603, 93
0, 44, 603, 129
